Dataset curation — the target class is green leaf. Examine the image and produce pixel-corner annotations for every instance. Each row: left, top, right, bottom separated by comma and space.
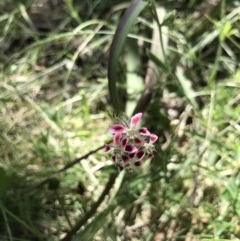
221, 178, 239, 202
108, 0, 147, 114
126, 38, 144, 115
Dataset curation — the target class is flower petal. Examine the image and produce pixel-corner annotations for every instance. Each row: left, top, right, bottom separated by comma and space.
136, 150, 145, 160
111, 156, 116, 162
147, 153, 153, 159
121, 155, 130, 162
139, 127, 151, 136
128, 153, 135, 159
134, 137, 144, 146
124, 144, 138, 153
103, 145, 111, 153
130, 113, 142, 127
109, 124, 125, 134
150, 134, 158, 143
134, 161, 142, 166
121, 137, 128, 148
113, 133, 122, 144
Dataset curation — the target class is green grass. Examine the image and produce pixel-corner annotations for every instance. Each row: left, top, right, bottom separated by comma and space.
0, 0, 240, 240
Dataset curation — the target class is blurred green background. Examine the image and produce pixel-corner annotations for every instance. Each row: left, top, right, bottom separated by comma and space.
0, 0, 240, 240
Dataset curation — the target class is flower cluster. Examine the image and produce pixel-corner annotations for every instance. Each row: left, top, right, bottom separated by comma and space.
104, 113, 158, 172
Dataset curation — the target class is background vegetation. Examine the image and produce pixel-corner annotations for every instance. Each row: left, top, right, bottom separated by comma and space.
0, 0, 240, 240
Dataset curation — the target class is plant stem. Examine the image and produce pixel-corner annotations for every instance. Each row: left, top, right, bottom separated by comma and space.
61, 174, 117, 241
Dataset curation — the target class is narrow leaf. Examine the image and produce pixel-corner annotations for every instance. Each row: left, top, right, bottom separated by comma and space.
108, 0, 147, 114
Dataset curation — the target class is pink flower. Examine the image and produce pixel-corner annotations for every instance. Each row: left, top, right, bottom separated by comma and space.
150, 134, 158, 143
130, 113, 142, 127
139, 127, 151, 136
103, 132, 137, 164
103, 133, 123, 153
135, 134, 158, 161
105, 112, 158, 172
109, 124, 125, 134
109, 113, 150, 139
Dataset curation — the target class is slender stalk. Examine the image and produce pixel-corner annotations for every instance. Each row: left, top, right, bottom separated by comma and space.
209, 0, 226, 85
61, 174, 117, 241
149, 0, 168, 67
35, 143, 108, 188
